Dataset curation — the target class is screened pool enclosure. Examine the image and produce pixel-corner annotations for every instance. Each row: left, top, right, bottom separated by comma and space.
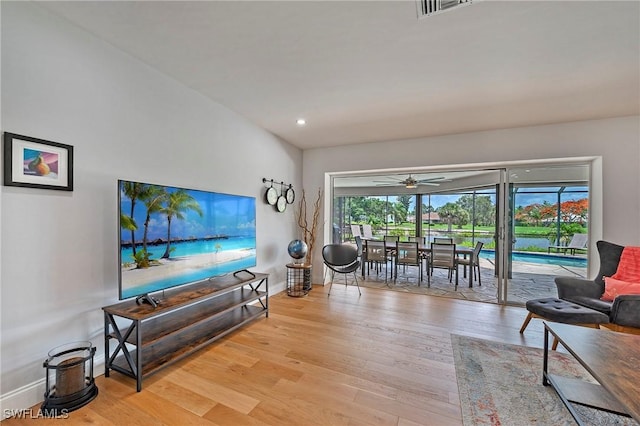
329, 164, 590, 306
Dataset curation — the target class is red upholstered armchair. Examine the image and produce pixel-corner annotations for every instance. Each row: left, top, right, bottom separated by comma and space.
555, 240, 640, 332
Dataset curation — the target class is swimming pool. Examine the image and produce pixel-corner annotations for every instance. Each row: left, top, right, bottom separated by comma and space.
479, 250, 587, 267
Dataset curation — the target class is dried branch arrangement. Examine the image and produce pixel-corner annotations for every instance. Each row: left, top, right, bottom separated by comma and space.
296, 187, 323, 265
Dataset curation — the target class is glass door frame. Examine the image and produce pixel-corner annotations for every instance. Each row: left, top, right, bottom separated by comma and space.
325, 157, 600, 305
497, 169, 509, 304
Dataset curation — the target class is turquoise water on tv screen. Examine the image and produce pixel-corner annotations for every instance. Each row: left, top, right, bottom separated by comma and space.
120, 236, 257, 299
120, 236, 256, 261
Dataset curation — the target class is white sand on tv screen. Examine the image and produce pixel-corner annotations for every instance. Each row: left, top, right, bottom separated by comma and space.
121, 248, 255, 288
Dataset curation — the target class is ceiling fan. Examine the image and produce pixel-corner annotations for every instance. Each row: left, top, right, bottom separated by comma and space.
374, 174, 448, 189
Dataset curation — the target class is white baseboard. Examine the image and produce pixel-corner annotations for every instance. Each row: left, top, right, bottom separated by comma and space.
270, 280, 286, 295
1, 282, 286, 420
0, 379, 46, 420
0, 356, 106, 420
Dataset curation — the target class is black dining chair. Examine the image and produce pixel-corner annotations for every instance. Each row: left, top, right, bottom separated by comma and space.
457, 241, 484, 287
355, 235, 364, 260
364, 239, 390, 282
408, 236, 428, 272
384, 235, 399, 260
323, 244, 361, 296
408, 236, 427, 244
434, 237, 453, 244
395, 241, 422, 284
355, 235, 366, 277
429, 242, 458, 290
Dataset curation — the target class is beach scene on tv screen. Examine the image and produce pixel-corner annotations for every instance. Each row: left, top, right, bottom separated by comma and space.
119, 181, 256, 299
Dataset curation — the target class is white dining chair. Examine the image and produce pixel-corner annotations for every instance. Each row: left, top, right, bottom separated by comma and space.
362, 224, 374, 239
350, 224, 362, 239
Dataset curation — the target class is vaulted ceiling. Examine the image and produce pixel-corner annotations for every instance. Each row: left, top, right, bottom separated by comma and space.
38, 1, 639, 150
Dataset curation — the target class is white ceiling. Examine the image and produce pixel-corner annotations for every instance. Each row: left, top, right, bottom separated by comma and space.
38, 0, 640, 150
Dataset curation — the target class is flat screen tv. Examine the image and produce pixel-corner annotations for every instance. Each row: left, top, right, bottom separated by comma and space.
118, 179, 256, 301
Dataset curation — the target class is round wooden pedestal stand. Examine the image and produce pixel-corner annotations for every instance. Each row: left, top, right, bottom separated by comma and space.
286, 263, 312, 297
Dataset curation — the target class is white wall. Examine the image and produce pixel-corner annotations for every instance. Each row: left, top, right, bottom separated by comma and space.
2, 0, 639, 415
304, 116, 640, 282
0, 2, 302, 413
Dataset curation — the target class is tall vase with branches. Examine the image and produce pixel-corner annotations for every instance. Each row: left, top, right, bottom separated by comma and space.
296, 188, 322, 266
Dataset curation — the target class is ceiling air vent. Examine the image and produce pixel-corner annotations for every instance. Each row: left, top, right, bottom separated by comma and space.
417, 0, 472, 18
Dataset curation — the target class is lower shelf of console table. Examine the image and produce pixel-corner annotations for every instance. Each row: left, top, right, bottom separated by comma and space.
102, 272, 268, 391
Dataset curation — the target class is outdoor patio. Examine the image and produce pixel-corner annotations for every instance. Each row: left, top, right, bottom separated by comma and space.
335, 256, 587, 306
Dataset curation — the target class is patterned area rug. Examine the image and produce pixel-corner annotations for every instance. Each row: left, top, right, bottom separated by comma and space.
452, 335, 638, 425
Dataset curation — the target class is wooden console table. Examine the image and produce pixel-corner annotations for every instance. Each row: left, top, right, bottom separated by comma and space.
543, 322, 640, 424
103, 272, 268, 391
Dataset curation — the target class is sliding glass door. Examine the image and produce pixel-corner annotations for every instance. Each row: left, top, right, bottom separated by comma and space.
332, 194, 418, 242
328, 162, 590, 306
503, 165, 590, 304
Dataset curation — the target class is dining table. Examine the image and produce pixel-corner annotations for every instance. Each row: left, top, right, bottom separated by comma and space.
360, 240, 475, 287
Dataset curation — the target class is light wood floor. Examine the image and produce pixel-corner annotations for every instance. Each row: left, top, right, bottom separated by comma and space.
5, 285, 547, 425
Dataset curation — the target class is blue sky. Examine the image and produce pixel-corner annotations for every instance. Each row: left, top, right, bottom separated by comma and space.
119, 182, 255, 241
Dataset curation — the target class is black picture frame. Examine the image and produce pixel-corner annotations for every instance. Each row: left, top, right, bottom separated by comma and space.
3, 132, 74, 191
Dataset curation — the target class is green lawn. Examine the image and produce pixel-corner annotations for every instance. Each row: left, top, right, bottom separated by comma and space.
384, 222, 556, 237
360, 221, 583, 238
352, 221, 584, 253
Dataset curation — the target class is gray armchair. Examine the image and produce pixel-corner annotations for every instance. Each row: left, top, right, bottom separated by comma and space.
555, 240, 640, 330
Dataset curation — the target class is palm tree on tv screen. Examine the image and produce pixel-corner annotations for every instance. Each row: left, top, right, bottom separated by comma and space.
121, 181, 148, 256
120, 212, 137, 235
161, 189, 203, 259
141, 185, 168, 253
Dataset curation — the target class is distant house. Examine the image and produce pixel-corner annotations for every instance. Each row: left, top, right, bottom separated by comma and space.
422, 212, 441, 223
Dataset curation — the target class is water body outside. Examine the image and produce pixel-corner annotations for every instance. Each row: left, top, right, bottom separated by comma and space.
479, 249, 586, 267
466, 236, 562, 250
436, 236, 587, 264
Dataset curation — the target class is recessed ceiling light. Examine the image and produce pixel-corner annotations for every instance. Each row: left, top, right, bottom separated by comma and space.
296, 118, 306, 126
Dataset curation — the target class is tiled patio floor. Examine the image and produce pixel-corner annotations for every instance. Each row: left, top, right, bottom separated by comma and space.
344, 258, 587, 306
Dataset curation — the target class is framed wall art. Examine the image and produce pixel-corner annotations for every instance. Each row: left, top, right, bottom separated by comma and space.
3, 132, 74, 191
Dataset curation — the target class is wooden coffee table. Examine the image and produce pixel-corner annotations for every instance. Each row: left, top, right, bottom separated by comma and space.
543, 322, 640, 425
